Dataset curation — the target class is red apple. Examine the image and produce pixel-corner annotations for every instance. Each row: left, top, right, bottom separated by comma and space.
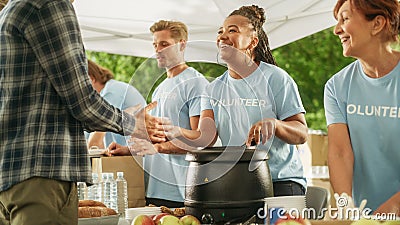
153, 213, 170, 225
179, 215, 201, 225
132, 214, 155, 225
275, 213, 311, 225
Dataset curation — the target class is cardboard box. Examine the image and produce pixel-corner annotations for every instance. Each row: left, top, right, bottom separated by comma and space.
92, 156, 146, 208
307, 133, 328, 166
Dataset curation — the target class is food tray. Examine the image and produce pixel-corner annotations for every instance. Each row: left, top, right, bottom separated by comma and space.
78, 215, 120, 225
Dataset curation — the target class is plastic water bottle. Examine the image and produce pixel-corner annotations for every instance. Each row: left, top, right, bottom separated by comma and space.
116, 171, 128, 217
102, 173, 111, 208
101, 173, 117, 211
77, 182, 87, 200
87, 173, 101, 201
109, 173, 118, 212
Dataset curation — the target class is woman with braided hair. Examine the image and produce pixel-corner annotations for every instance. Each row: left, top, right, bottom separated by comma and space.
228, 5, 277, 66
136, 5, 308, 196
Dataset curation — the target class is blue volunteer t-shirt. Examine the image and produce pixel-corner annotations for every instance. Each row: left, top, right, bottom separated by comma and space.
85, 79, 146, 147
324, 60, 400, 211
101, 79, 146, 146
201, 61, 306, 188
144, 67, 209, 202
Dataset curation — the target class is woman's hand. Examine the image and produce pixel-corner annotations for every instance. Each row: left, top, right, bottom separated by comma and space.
374, 192, 400, 217
163, 125, 183, 140
246, 118, 276, 146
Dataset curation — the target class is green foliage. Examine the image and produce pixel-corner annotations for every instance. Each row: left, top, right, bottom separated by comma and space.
187, 62, 227, 84
86, 53, 227, 103
272, 27, 355, 131
86, 27, 357, 131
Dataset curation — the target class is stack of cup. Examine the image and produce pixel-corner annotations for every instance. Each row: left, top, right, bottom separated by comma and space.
264, 195, 306, 223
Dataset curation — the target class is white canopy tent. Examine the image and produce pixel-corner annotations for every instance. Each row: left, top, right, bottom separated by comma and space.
73, 0, 338, 63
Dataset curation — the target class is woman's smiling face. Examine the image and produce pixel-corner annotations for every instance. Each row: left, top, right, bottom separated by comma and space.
217, 15, 256, 61
333, 1, 375, 58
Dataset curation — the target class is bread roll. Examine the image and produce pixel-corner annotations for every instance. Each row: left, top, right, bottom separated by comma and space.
78, 200, 107, 208
160, 205, 174, 215
78, 206, 117, 218
173, 207, 186, 217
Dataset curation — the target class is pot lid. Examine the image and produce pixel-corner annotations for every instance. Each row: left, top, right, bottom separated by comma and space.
185, 146, 269, 162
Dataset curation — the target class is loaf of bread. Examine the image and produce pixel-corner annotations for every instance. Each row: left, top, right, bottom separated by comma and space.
78, 206, 117, 218
78, 200, 107, 208
78, 200, 117, 218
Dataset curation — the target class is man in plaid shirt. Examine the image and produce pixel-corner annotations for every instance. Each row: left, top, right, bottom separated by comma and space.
0, 0, 167, 224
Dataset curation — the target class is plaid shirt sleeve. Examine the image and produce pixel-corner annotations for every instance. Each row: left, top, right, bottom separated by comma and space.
25, 1, 135, 133
0, 0, 135, 192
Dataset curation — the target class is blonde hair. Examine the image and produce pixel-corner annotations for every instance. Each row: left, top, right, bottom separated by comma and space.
150, 20, 188, 42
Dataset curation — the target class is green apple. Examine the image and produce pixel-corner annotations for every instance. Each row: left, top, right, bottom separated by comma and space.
160, 215, 182, 225
275, 222, 306, 225
379, 220, 400, 225
275, 213, 311, 225
350, 218, 380, 225
132, 215, 155, 225
179, 215, 201, 225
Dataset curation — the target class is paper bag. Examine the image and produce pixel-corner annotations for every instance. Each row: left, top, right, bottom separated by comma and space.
92, 156, 146, 208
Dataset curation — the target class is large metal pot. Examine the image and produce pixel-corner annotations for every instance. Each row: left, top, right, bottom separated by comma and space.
184, 146, 274, 224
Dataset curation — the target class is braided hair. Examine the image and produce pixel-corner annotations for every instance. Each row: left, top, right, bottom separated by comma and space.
229, 5, 277, 66
0, 0, 8, 11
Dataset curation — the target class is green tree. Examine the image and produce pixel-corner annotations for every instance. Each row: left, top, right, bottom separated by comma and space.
272, 28, 354, 130
86, 52, 226, 102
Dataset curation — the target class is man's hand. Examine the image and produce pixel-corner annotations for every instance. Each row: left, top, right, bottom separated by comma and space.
163, 125, 183, 140
107, 142, 130, 156
127, 101, 171, 143
127, 137, 158, 156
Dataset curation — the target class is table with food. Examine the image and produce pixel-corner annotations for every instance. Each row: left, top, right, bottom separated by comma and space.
80, 148, 399, 225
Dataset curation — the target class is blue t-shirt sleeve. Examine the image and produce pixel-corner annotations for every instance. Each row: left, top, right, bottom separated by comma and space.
101, 91, 123, 108
324, 78, 347, 125
200, 86, 213, 111
271, 70, 305, 120
187, 77, 209, 117
101, 80, 146, 111
122, 86, 146, 110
